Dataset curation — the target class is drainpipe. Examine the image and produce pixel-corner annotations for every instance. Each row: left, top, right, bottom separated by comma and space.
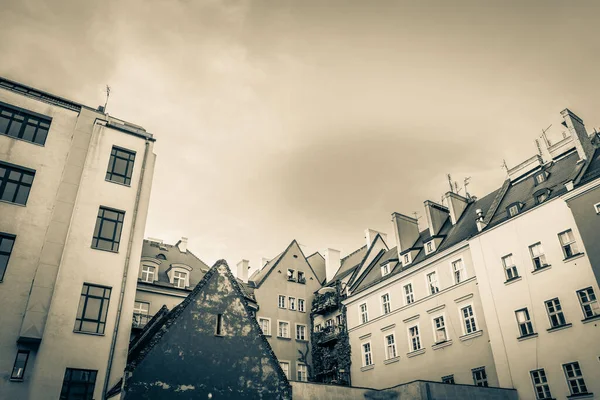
102, 139, 150, 399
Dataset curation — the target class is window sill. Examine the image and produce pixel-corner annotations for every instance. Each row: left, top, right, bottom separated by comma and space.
263, 334, 272, 337
459, 330, 483, 342
567, 393, 593, 399
504, 276, 522, 285
432, 339, 453, 350
0, 199, 27, 207
0, 132, 46, 147
360, 365, 374, 372
531, 265, 552, 275
406, 348, 426, 358
296, 339, 308, 343
90, 246, 120, 254
517, 333, 538, 341
73, 330, 105, 337
105, 178, 132, 188
277, 336, 291, 341
582, 314, 600, 324
384, 356, 400, 365
9, 378, 24, 382
547, 323, 572, 333
563, 253, 585, 263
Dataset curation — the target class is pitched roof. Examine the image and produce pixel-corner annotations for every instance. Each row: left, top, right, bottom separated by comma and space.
306, 252, 326, 284
576, 147, 600, 186
328, 245, 368, 284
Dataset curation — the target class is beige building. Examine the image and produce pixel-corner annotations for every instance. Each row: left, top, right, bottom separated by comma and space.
0, 76, 156, 400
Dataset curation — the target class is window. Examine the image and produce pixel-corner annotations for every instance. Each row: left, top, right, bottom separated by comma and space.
534, 172, 546, 185
408, 325, 421, 351
433, 316, 448, 342
297, 271, 305, 283
381, 263, 390, 276
298, 298, 305, 313
74, 284, 111, 335
441, 375, 455, 384
287, 269, 295, 281
278, 321, 290, 338
278, 295, 286, 309
362, 342, 373, 366
381, 293, 391, 315
472, 367, 488, 387
558, 229, 579, 259
173, 271, 187, 288
577, 287, 599, 319
133, 301, 149, 328
502, 254, 519, 281
0, 232, 16, 281
427, 271, 439, 295
0, 162, 35, 205
279, 362, 290, 378
461, 305, 477, 334
403, 254, 410, 264
530, 369, 552, 399
384, 333, 397, 359
140, 265, 156, 283
297, 363, 308, 381
91, 207, 125, 252
534, 190, 549, 204
156, 253, 166, 260
10, 350, 29, 381
507, 204, 520, 217
289, 297, 296, 311
314, 324, 322, 332
515, 308, 535, 337
563, 362, 588, 396
0, 102, 51, 145
452, 259, 465, 284
359, 303, 368, 324
60, 368, 97, 400
325, 318, 334, 328
106, 146, 136, 185
595, 202, 600, 214
426, 241, 433, 253
259, 317, 271, 336
296, 324, 306, 341
545, 298, 566, 328
335, 314, 343, 325
404, 283, 414, 304
529, 243, 548, 270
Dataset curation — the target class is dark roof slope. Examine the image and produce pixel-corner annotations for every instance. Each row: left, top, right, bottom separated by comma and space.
577, 147, 600, 186
306, 252, 326, 284
329, 245, 368, 284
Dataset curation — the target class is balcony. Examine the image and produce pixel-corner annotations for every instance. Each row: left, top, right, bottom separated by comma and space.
312, 291, 340, 315
132, 313, 152, 329
316, 324, 344, 346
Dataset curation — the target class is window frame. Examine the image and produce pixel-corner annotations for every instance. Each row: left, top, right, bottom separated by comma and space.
105, 146, 136, 186
506, 202, 521, 218
74, 283, 112, 335
0, 232, 16, 282
0, 101, 51, 146
359, 302, 369, 324
408, 324, 422, 352
277, 320, 290, 339
432, 314, 449, 343
298, 298, 305, 313
577, 287, 598, 319
544, 298, 567, 328
295, 323, 307, 341
288, 296, 296, 311
10, 350, 29, 381
258, 317, 271, 336
361, 341, 373, 367
140, 264, 156, 283
172, 270, 188, 288
472, 366, 488, 387
278, 295, 286, 309
91, 206, 125, 253
533, 188, 550, 205
530, 368, 552, 400
441, 375, 455, 384
0, 161, 35, 206
501, 253, 519, 281
460, 304, 478, 335
279, 361, 290, 379
562, 361, 588, 396
297, 363, 308, 382
528, 242, 548, 271
60, 368, 97, 400
594, 202, 600, 214
403, 282, 415, 305
515, 307, 535, 337
381, 263, 390, 277
383, 331, 397, 360
381, 292, 391, 315
451, 258, 466, 284
426, 270, 440, 295
558, 229, 580, 259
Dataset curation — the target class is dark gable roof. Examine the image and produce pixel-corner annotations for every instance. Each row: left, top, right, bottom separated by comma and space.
576, 147, 600, 186
306, 252, 326, 284
326, 245, 368, 285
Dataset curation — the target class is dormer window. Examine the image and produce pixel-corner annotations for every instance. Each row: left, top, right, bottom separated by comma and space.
507, 202, 522, 218
533, 171, 549, 186
534, 189, 551, 205
403, 254, 410, 265
425, 241, 435, 254
173, 271, 187, 288
141, 265, 156, 283
381, 263, 390, 277
166, 264, 192, 288
156, 254, 166, 260
287, 269, 296, 282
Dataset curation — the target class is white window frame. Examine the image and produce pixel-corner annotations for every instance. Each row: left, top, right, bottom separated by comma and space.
501, 254, 519, 281
558, 229, 579, 259
515, 308, 535, 337
529, 242, 548, 270
361, 341, 373, 367
530, 368, 552, 400
289, 297, 296, 311
403, 282, 415, 305
451, 258, 466, 285
408, 324, 421, 352
472, 366, 488, 387
381, 263, 390, 277
381, 292, 391, 315
359, 303, 369, 324
460, 303, 478, 335
508, 204, 519, 217
544, 298, 566, 328
295, 323, 307, 341
426, 241, 435, 254
426, 270, 440, 295
279, 361, 290, 379
577, 287, 599, 319
383, 331, 397, 360
278, 295, 286, 309
298, 298, 305, 313
140, 265, 156, 283
335, 314, 343, 326
277, 320, 290, 338
258, 317, 271, 336
594, 202, 600, 214
403, 253, 411, 265
432, 313, 449, 343
297, 362, 308, 382
563, 361, 588, 396
172, 270, 188, 288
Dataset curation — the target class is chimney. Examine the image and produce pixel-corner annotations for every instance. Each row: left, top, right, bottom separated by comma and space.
237, 259, 250, 283
561, 108, 595, 162
475, 209, 486, 232
364, 228, 388, 248
324, 248, 341, 283
444, 192, 469, 225
391, 213, 419, 258
424, 201, 449, 236
176, 237, 188, 253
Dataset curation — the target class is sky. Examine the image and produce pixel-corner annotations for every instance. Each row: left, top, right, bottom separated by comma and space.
1, 0, 599, 275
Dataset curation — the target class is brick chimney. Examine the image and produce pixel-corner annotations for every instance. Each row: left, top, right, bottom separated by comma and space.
424, 201, 449, 236
391, 213, 419, 258
561, 108, 595, 162
237, 259, 250, 283
324, 248, 341, 283
364, 228, 388, 248
176, 237, 188, 253
444, 192, 469, 225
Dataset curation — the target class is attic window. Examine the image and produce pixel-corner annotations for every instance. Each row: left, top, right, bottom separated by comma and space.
156, 254, 166, 260
381, 263, 390, 277
403, 254, 411, 265
533, 171, 548, 186
507, 203, 522, 218
287, 269, 296, 282
534, 189, 551, 205
425, 241, 435, 254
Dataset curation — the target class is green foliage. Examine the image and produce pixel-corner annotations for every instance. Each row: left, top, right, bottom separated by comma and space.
310, 305, 351, 385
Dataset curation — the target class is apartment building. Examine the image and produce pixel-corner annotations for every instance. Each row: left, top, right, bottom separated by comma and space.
0, 77, 156, 399
248, 240, 325, 382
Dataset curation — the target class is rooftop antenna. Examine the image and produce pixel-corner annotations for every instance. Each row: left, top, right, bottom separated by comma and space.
103, 85, 111, 113
447, 174, 454, 193
464, 177, 471, 199
541, 124, 552, 146
412, 211, 421, 230
501, 159, 509, 176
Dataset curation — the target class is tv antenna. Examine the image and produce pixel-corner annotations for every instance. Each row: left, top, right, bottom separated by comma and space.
412, 211, 421, 229
464, 177, 471, 199
501, 159, 509, 175
103, 85, 111, 112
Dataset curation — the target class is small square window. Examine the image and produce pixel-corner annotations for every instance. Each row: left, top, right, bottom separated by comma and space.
507, 204, 520, 217
534, 172, 546, 185
140, 265, 156, 282
172, 271, 187, 288
426, 241, 433, 253
0, 161, 35, 205
381, 263, 390, 277
10, 350, 29, 381
91, 207, 125, 252
403, 254, 410, 264
60, 368, 97, 400
106, 146, 136, 185
74, 283, 112, 335
0, 232, 16, 281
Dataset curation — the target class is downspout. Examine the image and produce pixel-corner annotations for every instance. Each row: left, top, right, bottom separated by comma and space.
102, 139, 150, 399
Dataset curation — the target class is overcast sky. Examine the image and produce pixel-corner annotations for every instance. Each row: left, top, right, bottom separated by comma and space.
2, 0, 599, 274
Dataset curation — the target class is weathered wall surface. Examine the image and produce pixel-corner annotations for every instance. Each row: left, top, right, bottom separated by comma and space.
291, 381, 371, 399
567, 186, 600, 286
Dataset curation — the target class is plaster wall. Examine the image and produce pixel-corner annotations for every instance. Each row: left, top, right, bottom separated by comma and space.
134, 287, 187, 316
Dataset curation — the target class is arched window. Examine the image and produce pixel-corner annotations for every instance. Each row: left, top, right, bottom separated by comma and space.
156, 254, 166, 260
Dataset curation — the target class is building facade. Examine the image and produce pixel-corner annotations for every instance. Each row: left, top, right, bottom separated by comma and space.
0, 76, 156, 400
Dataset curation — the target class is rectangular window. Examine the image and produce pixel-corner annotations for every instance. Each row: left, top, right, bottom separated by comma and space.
404, 283, 414, 304
297, 363, 308, 382
259, 318, 271, 336
278, 295, 286, 309
461, 305, 477, 334
279, 362, 289, 379
289, 297, 296, 311
105, 146, 136, 185
133, 301, 150, 328
297, 271, 305, 283
426, 241, 433, 253
530, 369, 552, 399
508, 204, 519, 217
140, 265, 156, 282
442, 375, 455, 384
362, 342, 373, 366
335, 314, 343, 326
529, 242, 548, 270
502, 254, 519, 281
381, 263, 390, 276
60, 368, 97, 400
91, 207, 125, 252
298, 298, 305, 313
296, 324, 306, 341
577, 287, 599, 319
0, 162, 35, 205
287, 269, 295, 281
384, 333, 397, 359
452, 259, 465, 284
381, 293, 391, 315
359, 303, 368, 324
563, 362, 588, 396
278, 321, 290, 338
472, 367, 488, 387
404, 254, 410, 264
173, 271, 187, 288
558, 229, 579, 259
74, 284, 112, 335
427, 271, 440, 295
545, 298, 566, 328
515, 308, 535, 337
10, 350, 29, 381
0, 232, 16, 281
433, 316, 448, 342
408, 325, 421, 351
325, 318, 334, 328
0, 102, 51, 145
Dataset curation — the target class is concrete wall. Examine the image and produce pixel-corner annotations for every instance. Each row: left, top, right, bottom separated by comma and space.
346, 245, 498, 389
469, 197, 600, 400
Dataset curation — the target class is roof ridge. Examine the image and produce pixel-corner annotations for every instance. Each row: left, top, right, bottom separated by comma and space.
482, 179, 511, 225
341, 245, 367, 262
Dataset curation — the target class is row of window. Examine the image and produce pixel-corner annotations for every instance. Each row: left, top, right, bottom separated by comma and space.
277, 295, 306, 312
0, 101, 51, 146
286, 269, 306, 284
314, 314, 343, 332
279, 361, 308, 382
258, 318, 308, 341
140, 264, 189, 289
440, 367, 489, 387
530, 362, 589, 399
